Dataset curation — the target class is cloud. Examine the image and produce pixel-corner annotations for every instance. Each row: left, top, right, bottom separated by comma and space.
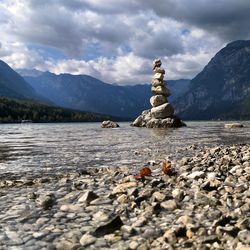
50, 53, 152, 85
0, 41, 54, 70
143, 0, 250, 42
0, 0, 250, 84
130, 18, 185, 59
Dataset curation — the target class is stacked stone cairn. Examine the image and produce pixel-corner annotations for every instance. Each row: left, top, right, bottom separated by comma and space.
132, 59, 186, 128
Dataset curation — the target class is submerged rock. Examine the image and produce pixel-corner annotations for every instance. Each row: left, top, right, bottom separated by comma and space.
35, 193, 55, 210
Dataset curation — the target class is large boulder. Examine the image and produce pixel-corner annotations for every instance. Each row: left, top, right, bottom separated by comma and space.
151, 103, 174, 119
132, 110, 152, 127
131, 110, 186, 128
101, 120, 119, 128
152, 86, 171, 97
150, 95, 167, 107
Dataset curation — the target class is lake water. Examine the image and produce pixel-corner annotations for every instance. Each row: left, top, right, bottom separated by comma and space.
0, 121, 249, 177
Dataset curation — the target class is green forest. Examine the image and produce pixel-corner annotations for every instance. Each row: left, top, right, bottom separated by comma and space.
0, 97, 114, 123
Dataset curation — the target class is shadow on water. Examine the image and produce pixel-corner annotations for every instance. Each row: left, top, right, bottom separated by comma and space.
150, 128, 175, 138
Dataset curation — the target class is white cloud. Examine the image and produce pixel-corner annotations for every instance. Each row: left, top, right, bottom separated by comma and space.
0, 0, 250, 84
49, 53, 152, 85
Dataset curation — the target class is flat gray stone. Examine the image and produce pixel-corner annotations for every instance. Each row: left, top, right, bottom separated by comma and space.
150, 95, 167, 107
151, 103, 174, 119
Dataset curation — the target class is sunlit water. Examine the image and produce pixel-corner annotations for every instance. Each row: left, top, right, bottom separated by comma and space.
0, 121, 249, 177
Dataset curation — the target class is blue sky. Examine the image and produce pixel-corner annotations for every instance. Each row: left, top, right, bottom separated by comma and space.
0, 0, 250, 85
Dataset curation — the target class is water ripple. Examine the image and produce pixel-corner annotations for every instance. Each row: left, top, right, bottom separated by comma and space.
0, 121, 249, 175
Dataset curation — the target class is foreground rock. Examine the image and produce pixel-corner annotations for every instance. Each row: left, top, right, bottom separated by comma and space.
101, 120, 120, 128
132, 59, 186, 128
0, 144, 249, 249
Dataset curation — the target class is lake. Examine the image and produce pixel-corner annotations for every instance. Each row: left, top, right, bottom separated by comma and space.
0, 121, 249, 177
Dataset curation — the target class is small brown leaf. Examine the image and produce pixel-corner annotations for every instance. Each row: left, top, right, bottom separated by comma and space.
140, 166, 152, 177
134, 166, 152, 180
162, 161, 172, 175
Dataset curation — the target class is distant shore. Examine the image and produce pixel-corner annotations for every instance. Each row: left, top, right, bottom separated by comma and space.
0, 143, 249, 250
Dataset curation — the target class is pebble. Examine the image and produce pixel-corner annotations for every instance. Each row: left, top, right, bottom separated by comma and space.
129, 241, 139, 249
79, 233, 96, 247
188, 171, 205, 179
117, 194, 129, 203
78, 190, 99, 203
152, 191, 166, 202
112, 182, 138, 194
160, 200, 177, 210
238, 230, 250, 244
92, 211, 109, 222
0, 144, 249, 250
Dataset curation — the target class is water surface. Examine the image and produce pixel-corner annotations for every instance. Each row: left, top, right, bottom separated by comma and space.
0, 121, 249, 176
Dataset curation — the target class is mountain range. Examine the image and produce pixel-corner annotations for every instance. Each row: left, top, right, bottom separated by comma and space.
0, 61, 118, 122
174, 40, 250, 120
0, 60, 41, 100
19, 70, 189, 118
1, 40, 250, 120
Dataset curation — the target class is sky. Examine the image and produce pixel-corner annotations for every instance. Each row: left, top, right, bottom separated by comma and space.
0, 0, 250, 85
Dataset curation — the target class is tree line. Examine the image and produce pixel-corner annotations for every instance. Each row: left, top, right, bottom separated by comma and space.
0, 97, 113, 123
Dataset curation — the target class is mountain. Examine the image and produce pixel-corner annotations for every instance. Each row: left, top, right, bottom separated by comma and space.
0, 61, 121, 123
0, 60, 42, 100
0, 97, 117, 123
17, 68, 44, 77
167, 79, 190, 102
21, 70, 190, 118
174, 40, 250, 120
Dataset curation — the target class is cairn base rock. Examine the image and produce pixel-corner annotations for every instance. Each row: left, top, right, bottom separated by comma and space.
131, 109, 186, 128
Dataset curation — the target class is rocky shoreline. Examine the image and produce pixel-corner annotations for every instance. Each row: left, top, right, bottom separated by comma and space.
0, 144, 249, 250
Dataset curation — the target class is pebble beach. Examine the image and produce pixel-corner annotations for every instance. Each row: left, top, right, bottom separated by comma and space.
0, 143, 249, 250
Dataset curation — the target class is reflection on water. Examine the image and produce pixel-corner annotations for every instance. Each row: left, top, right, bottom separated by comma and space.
0, 121, 249, 176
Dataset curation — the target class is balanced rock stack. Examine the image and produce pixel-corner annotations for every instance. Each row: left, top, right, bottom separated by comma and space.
132, 59, 186, 128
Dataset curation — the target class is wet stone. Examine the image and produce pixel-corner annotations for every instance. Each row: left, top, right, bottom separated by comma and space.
35, 193, 55, 210
79, 233, 96, 247
161, 200, 177, 210
0, 144, 249, 250
93, 215, 124, 237
78, 190, 99, 204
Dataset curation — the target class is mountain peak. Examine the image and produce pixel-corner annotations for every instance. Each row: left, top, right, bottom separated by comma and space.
225, 40, 250, 49
174, 40, 250, 120
0, 60, 42, 100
